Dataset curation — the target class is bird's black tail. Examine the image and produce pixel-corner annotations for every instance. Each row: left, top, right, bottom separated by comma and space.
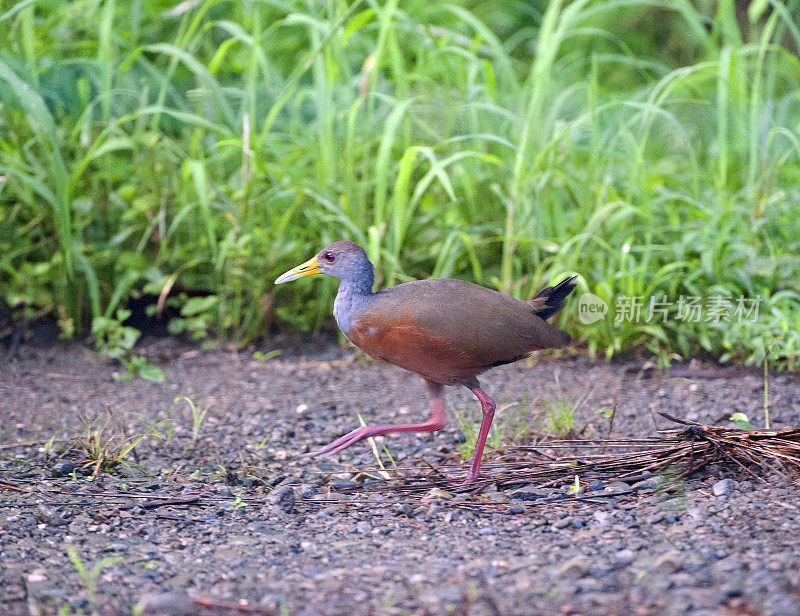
527, 276, 578, 320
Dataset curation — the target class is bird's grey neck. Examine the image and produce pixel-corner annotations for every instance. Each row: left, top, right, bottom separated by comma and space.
339, 259, 374, 295
333, 278, 374, 335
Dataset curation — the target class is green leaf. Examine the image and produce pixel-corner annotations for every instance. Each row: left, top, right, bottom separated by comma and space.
343, 8, 375, 44
180, 295, 218, 316
748, 0, 768, 22
139, 363, 166, 383
729, 412, 754, 429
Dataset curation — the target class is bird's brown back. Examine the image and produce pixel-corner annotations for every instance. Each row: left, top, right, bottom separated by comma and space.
347, 278, 571, 384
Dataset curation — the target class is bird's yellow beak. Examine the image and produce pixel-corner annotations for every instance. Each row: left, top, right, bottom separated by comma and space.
274, 256, 321, 284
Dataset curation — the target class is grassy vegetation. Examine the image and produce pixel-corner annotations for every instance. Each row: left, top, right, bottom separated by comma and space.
453, 384, 591, 459
1, 0, 799, 367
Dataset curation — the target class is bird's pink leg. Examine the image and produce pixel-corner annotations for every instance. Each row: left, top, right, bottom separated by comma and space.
464, 386, 496, 483
306, 381, 446, 457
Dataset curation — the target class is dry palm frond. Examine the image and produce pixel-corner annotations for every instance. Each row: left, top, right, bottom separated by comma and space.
332, 414, 800, 497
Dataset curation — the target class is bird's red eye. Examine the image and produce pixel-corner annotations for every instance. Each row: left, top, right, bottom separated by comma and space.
323, 252, 335, 263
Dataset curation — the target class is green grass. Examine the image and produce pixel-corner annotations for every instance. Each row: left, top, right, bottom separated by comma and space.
1, 0, 799, 368
453, 384, 590, 459
454, 397, 533, 460
542, 388, 584, 438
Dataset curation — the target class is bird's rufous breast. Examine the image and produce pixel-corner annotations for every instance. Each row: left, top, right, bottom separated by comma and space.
347, 313, 480, 384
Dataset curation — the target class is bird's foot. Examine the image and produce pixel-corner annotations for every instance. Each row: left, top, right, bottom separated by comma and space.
304, 425, 385, 457
462, 469, 492, 485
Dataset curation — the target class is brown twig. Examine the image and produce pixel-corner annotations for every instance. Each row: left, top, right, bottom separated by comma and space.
139, 495, 201, 509
0, 480, 33, 493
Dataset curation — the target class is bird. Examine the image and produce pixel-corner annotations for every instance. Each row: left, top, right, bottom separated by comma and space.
275, 241, 576, 483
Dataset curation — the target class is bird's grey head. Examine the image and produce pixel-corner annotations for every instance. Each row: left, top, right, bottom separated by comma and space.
275, 240, 374, 290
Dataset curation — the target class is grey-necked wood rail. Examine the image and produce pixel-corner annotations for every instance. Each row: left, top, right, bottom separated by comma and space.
275, 241, 576, 483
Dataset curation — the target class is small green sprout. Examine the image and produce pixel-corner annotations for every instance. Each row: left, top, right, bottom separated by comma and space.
253, 349, 282, 362
729, 412, 754, 429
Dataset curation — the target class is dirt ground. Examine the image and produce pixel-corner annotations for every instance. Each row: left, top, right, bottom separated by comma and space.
1, 336, 800, 616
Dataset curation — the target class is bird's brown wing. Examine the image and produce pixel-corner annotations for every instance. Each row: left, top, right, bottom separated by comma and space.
348, 279, 570, 384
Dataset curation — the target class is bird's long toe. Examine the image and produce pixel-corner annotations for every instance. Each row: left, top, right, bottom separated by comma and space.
305, 426, 378, 456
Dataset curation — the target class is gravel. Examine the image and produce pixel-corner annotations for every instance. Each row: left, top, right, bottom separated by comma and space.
713, 478, 737, 496
613, 548, 635, 567
651, 551, 682, 574
1, 339, 800, 615
51, 461, 75, 477
267, 486, 297, 513
557, 555, 590, 579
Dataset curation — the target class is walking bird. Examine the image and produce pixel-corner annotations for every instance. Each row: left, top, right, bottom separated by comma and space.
275, 241, 576, 483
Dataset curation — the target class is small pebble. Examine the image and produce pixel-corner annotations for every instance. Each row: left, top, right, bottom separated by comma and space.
392, 503, 415, 518
651, 551, 681, 574
632, 477, 660, 490
557, 556, 589, 579
138, 591, 194, 616
35, 505, 68, 526
647, 511, 678, 524
422, 488, 454, 501
354, 521, 372, 534
614, 549, 635, 567
712, 478, 737, 497
592, 510, 610, 525
267, 486, 296, 513
51, 461, 75, 477
299, 484, 317, 499
603, 481, 630, 493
